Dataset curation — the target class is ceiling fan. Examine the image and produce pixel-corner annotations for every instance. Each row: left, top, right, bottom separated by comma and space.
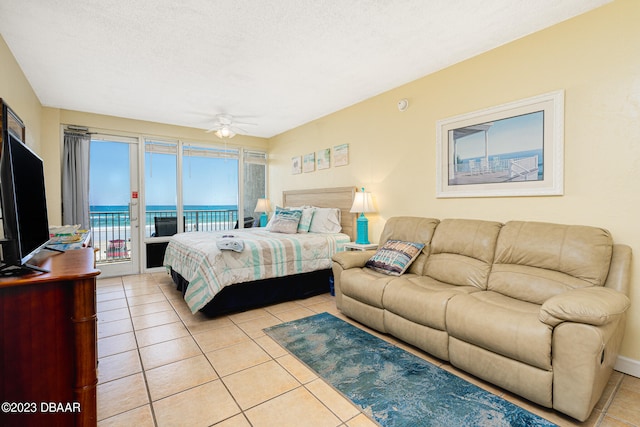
205, 114, 255, 139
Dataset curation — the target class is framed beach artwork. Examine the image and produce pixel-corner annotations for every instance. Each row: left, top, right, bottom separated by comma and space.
435, 90, 564, 198
317, 148, 330, 170
333, 143, 349, 167
291, 156, 302, 174
303, 152, 315, 173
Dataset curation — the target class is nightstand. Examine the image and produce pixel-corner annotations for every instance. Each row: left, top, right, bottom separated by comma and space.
343, 242, 378, 251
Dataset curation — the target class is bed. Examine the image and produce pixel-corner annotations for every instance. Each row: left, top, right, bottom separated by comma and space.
164, 187, 357, 317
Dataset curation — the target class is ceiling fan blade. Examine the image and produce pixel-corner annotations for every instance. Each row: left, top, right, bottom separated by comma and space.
231, 125, 249, 134
199, 113, 258, 135
204, 126, 221, 133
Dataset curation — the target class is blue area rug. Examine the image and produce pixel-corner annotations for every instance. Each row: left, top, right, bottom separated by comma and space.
264, 312, 556, 427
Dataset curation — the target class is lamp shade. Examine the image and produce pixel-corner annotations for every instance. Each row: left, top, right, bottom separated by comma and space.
350, 191, 375, 214
254, 198, 271, 227
254, 198, 271, 213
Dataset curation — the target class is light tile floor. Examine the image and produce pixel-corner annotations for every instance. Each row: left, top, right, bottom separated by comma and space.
96, 272, 640, 427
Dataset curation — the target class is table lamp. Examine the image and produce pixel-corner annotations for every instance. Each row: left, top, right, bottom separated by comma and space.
349, 188, 376, 244
254, 198, 271, 227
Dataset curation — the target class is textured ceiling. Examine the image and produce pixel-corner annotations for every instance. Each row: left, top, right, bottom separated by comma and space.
0, 0, 611, 138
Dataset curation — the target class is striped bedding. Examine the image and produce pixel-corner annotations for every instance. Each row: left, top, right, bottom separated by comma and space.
164, 229, 350, 313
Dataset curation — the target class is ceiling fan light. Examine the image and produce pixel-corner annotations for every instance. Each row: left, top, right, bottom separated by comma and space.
214, 126, 236, 139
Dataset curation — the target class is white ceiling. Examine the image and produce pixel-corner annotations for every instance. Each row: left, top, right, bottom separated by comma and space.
0, 0, 611, 138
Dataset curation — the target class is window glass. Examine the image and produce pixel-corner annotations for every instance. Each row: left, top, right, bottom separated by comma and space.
182, 144, 239, 232
243, 150, 267, 226
145, 140, 177, 237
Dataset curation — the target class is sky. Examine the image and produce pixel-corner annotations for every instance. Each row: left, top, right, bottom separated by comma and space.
89, 140, 239, 207
89, 141, 130, 206
182, 156, 238, 206
453, 111, 544, 160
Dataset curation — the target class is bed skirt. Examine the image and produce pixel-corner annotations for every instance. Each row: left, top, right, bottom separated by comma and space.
170, 268, 332, 317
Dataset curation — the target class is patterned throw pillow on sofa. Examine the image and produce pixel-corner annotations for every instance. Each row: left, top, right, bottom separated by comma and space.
365, 240, 425, 276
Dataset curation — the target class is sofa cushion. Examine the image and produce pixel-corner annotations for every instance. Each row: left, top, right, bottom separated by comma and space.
489, 221, 613, 304
365, 240, 425, 276
378, 217, 439, 275
383, 276, 479, 331
340, 267, 403, 309
446, 291, 553, 370
424, 219, 502, 289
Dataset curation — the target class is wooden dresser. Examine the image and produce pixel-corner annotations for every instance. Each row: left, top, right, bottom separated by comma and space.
0, 248, 100, 426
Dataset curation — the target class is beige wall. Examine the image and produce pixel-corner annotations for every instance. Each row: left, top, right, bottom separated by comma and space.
269, 0, 640, 362
0, 37, 42, 152
0, 35, 53, 223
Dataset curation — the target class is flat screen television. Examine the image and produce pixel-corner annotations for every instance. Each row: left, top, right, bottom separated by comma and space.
0, 131, 51, 273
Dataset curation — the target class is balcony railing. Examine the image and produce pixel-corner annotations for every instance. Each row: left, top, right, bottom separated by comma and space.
146, 209, 238, 234
90, 208, 238, 264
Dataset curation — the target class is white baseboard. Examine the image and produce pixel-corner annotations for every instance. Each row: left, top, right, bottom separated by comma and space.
615, 355, 640, 378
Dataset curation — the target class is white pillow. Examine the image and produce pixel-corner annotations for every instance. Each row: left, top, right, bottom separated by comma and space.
309, 207, 342, 233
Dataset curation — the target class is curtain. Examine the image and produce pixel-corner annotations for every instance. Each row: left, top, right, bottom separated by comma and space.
62, 132, 91, 229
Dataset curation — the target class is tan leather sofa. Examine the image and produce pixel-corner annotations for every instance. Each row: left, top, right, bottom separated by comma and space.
332, 217, 631, 422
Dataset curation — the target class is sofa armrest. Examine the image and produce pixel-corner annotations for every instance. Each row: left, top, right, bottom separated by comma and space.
332, 250, 375, 270
604, 244, 632, 295
539, 287, 630, 327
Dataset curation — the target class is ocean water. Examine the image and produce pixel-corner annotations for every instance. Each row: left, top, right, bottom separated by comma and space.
90, 205, 238, 212
89, 205, 239, 229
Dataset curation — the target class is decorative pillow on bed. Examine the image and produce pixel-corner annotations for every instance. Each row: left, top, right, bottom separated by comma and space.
287, 206, 316, 233
309, 207, 341, 233
268, 209, 303, 234
365, 240, 426, 276
265, 206, 285, 229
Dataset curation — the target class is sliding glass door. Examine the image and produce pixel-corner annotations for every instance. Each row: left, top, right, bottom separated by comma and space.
89, 136, 140, 277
